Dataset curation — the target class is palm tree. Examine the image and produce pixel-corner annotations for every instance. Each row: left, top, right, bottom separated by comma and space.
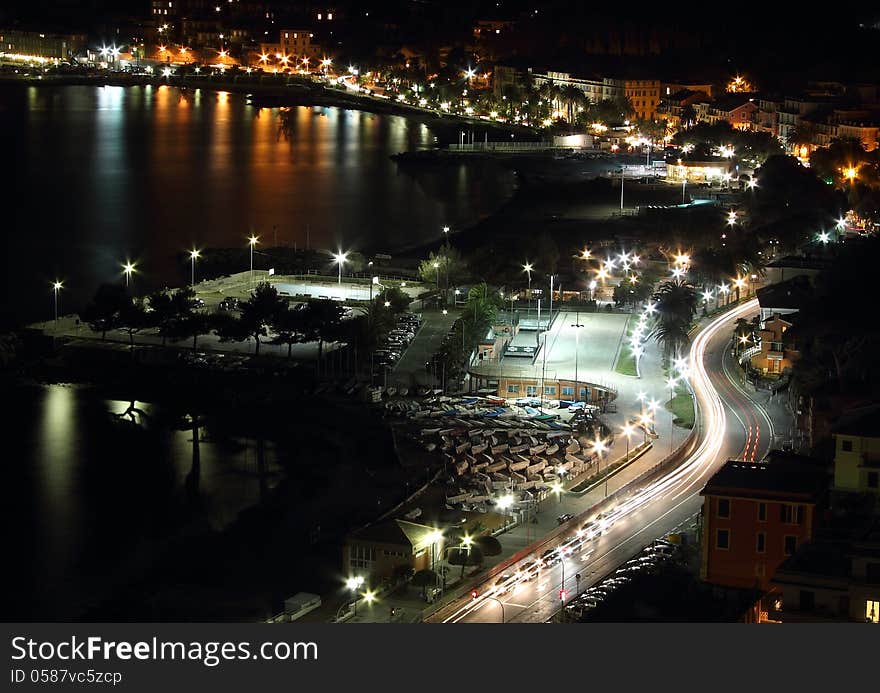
650, 281, 699, 363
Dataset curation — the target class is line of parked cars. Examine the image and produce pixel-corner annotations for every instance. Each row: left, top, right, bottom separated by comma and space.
374, 312, 422, 371
564, 538, 678, 620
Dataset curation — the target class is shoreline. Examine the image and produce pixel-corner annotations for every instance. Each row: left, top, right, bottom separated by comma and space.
0, 72, 539, 141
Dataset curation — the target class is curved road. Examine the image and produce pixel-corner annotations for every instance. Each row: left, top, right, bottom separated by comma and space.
431, 299, 780, 623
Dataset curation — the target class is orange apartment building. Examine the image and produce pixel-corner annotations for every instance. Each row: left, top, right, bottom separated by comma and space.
700, 453, 827, 594
624, 79, 661, 120
750, 313, 799, 377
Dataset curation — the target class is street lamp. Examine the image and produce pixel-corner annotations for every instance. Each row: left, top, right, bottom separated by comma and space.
189, 248, 201, 286
571, 313, 583, 402
592, 438, 608, 496
248, 234, 259, 283
122, 261, 136, 288
333, 250, 348, 286
621, 424, 634, 461
432, 261, 440, 289
523, 262, 533, 320
345, 576, 365, 615
52, 280, 63, 326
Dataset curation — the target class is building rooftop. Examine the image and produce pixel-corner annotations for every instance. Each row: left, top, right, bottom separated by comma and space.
765, 254, 833, 270
756, 275, 814, 311
710, 94, 757, 112
349, 519, 439, 548
774, 538, 852, 579
701, 455, 827, 501
832, 404, 880, 438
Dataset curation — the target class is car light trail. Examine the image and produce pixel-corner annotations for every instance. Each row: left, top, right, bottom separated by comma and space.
440, 300, 760, 623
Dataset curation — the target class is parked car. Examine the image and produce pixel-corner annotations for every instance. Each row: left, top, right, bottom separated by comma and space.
556, 513, 574, 525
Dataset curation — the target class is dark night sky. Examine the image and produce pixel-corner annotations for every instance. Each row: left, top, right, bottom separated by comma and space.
1, 1, 878, 80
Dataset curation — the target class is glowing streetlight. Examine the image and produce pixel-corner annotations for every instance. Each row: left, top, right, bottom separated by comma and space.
344, 575, 365, 615
247, 234, 259, 282
580, 248, 592, 260
844, 166, 857, 182
621, 423, 634, 461
259, 52, 269, 64
523, 262, 533, 318
818, 231, 830, 244
727, 210, 737, 226
189, 248, 201, 286
122, 261, 136, 287
746, 178, 758, 190
333, 250, 349, 285
52, 280, 63, 324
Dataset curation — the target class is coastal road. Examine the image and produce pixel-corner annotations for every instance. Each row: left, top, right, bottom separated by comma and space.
427, 299, 784, 623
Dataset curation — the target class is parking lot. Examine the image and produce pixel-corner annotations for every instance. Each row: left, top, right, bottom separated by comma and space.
391, 308, 461, 388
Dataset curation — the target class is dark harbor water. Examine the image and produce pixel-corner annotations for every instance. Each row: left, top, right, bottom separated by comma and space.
2, 84, 517, 326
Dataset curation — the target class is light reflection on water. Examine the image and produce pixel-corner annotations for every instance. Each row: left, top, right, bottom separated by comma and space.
4, 84, 516, 324
7, 384, 280, 620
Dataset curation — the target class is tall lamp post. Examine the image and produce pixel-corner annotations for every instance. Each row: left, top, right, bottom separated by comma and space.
189, 248, 200, 287
620, 166, 625, 211
333, 250, 348, 286
122, 261, 136, 288
572, 313, 583, 402
52, 280, 63, 327
248, 234, 259, 284
345, 576, 365, 616
592, 438, 608, 497
523, 262, 533, 321
621, 423, 634, 461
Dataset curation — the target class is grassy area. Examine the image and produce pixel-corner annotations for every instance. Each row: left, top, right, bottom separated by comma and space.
614, 314, 639, 376
665, 384, 695, 429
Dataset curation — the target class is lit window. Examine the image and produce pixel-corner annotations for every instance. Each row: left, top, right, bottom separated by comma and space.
317, 13, 322, 19
867, 600, 880, 623
328, 12, 333, 20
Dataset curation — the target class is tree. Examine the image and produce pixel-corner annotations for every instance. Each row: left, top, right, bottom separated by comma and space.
418, 245, 467, 299
147, 290, 176, 346
146, 286, 198, 347
474, 535, 502, 557
411, 569, 439, 598
650, 281, 698, 362
80, 283, 129, 339
447, 545, 484, 578
118, 298, 150, 349
374, 286, 411, 314
211, 311, 248, 349
239, 282, 287, 355
270, 307, 306, 358
172, 312, 211, 353
299, 299, 346, 368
